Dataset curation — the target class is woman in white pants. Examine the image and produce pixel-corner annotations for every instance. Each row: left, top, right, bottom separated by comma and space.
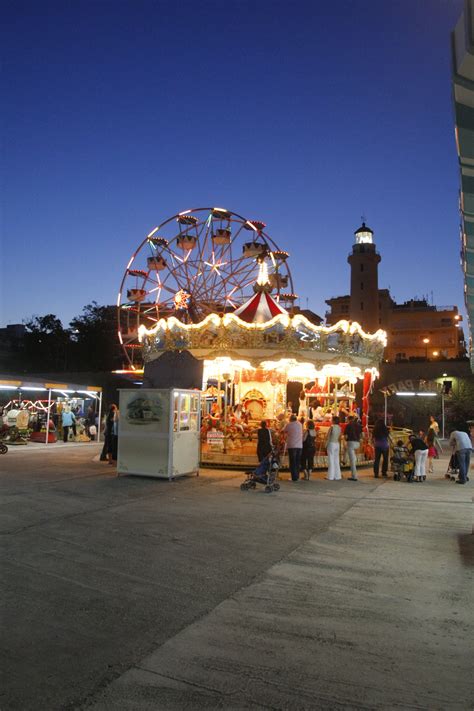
409, 435, 429, 481
326, 416, 342, 480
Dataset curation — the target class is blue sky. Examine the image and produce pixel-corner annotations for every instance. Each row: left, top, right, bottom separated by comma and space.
1, 0, 465, 328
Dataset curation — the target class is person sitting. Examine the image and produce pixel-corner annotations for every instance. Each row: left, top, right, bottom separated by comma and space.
391, 438, 411, 479
313, 404, 324, 422
210, 402, 221, 418
393, 439, 409, 462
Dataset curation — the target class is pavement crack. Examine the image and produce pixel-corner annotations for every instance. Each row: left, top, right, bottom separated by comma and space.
135, 666, 243, 697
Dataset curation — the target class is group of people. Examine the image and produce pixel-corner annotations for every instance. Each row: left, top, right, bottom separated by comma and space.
257, 411, 363, 482
371, 416, 443, 481
292, 390, 356, 424
256, 408, 473, 485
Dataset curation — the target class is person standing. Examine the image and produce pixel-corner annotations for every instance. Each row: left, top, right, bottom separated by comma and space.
426, 427, 437, 474
256, 420, 272, 462
408, 434, 429, 482
372, 419, 390, 478
61, 406, 76, 443
326, 416, 342, 480
301, 419, 316, 479
85, 405, 95, 439
428, 415, 443, 455
283, 414, 303, 481
298, 390, 307, 418
449, 429, 472, 484
108, 406, 119, 465
345, 415, 362, 481
103, 404, 118, 463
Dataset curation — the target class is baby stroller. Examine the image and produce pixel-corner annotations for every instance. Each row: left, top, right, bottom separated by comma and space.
445, 450, 459, 481
390, 443, 414, 482
240, 448, 281, 493
391, 456, 414, 481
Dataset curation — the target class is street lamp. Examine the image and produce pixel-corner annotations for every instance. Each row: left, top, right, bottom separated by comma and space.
422, 338, 430, 359
433, 350, 439, 357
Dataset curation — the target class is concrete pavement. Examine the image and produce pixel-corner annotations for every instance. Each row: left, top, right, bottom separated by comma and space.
0, 444, 472, 710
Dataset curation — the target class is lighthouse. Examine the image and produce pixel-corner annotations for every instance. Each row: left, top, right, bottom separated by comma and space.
347, 222, 381, 332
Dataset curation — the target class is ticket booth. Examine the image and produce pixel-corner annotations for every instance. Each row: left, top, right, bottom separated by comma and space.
118, 388, 201, 479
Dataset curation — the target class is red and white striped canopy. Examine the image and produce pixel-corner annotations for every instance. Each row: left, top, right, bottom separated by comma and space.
233, 291, 287, 323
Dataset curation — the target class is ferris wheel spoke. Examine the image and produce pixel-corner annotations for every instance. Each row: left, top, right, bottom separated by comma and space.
158, 255, 189, 293
221, 259, 258, 289
194, 215, 213, 273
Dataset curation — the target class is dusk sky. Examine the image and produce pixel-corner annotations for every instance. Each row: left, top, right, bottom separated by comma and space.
2, 0, 465, 331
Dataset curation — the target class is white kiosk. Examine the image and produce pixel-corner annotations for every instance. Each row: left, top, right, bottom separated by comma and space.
118, 388, 201, 479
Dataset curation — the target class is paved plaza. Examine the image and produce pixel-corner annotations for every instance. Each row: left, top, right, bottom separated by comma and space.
0, 443, 472, 710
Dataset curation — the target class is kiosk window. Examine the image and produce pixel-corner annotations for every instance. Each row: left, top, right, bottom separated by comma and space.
173, 392, 179, 432
179, 394, 191, 431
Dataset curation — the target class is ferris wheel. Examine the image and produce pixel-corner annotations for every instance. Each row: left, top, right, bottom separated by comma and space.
117, 207, 296, 367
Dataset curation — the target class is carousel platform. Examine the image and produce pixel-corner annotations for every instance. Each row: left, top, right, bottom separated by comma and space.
200, 439, 374, 470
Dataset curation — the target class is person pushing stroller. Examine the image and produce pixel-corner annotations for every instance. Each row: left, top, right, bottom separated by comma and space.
408, 434, 429, 482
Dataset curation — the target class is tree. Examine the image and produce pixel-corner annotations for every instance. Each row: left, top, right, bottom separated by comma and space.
69, 302, 122, 371
444, 379, 474, 432
21, 314, 72, 372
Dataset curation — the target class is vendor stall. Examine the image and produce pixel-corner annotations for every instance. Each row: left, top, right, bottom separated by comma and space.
117, 388, 200, 478
0, 376, 102, 445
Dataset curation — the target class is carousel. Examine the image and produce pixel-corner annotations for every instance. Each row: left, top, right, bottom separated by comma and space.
127, 207, 386, 469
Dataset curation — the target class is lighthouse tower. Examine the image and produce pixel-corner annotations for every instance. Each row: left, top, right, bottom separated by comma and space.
347, 222, 381, 332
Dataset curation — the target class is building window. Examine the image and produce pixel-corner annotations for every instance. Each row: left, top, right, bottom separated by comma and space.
360, 282, 364, 290
360, 302, 364, 310
360, 264, 364, 272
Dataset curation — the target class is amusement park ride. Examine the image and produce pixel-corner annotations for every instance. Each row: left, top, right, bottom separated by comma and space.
117, 207, 294, 366
117, 207, 386, 468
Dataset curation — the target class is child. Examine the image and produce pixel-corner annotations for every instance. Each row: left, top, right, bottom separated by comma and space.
392, 439, 410, 480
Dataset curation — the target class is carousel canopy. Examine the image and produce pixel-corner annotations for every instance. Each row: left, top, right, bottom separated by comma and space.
233, 290, 287, 323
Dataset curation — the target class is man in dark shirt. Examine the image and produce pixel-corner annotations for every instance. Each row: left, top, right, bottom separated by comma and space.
345, 415, 362, 481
